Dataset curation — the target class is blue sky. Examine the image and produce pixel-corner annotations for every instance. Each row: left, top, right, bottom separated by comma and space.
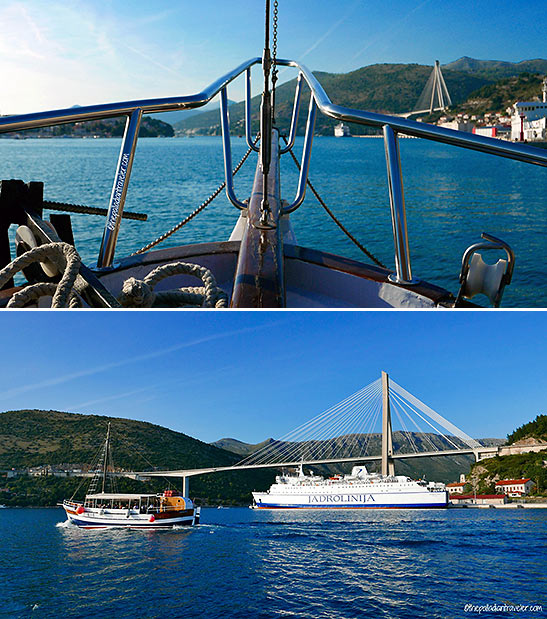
1, 0, 545, 114
0, 311, 544, 444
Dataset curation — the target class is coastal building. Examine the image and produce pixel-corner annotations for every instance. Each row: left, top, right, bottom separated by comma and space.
446, 482, 466, 494
473, 125, 511, 140
438, 120, 473, 132
475, 437, 547, 461
450, 494, 507, 506
495, 478, 535, 497
510, 77, 547, 141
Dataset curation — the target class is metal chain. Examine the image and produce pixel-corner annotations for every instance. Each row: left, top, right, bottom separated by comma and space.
43, 200, 147, 221
281, 136, 387, 269
271, 0, 279, 122
132, 136, 259, 255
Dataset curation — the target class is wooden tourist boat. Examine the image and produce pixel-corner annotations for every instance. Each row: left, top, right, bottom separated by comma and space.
61, 425, 200, 530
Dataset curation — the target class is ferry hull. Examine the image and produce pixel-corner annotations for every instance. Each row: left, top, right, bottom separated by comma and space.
252, 491, 448, 509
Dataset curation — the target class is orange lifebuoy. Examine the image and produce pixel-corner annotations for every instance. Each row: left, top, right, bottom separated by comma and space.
76, 506, 84, 515
149, 515, 155, 523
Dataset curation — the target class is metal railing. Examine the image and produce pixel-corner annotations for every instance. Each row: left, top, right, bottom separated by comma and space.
275, 58, 547, 284
0, 57, 260, 267
1, 56, 546, 279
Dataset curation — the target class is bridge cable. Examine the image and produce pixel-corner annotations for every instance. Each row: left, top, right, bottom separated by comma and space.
390, 380, 480, 449
236, 379, 381, 466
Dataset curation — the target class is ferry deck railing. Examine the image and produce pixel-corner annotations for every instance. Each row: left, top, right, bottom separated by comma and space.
0, 58, 545, 281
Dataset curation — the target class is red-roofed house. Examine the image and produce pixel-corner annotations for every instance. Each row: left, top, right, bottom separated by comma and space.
446, 482, 466, 494
495, 479, 535, 497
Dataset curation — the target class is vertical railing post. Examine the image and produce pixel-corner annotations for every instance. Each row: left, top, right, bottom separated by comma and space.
279, 73, 303, 154
97, 108, 142, 268
220, 87, 246, 210
383, 124, 416, 284
245, 68, 259, 152
282, 94, 317, 214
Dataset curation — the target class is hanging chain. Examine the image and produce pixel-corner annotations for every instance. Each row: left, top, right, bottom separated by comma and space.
271, 0, 279, 122
132, 136, 259, 255
281, 135, 387, 269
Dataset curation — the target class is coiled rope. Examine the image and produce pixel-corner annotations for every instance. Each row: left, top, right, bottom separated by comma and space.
0, 242, 82, 308
119, 262, 228, 308
0, 243, 227, 308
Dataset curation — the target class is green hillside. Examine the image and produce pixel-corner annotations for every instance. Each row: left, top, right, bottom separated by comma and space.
471, 452, 547, 495
444, 57, 547, 80
0, 410, 275, 506
452, 73, 545, 116
507, 414, 547, 445
174, 63, 488, 136
469, 415, 547, 495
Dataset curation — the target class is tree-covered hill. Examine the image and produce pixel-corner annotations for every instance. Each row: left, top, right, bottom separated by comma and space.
0, 410, 275, 506
443, 57, 547, 81
468, 415, 547, 495
507, 414, 547, 445
5, 115, 174, 138
470, 452, 547, 495
174, 63, 489, 136
451, 73, 545, 116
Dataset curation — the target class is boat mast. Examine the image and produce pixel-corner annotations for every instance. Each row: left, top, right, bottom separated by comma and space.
101, 423, 111, 494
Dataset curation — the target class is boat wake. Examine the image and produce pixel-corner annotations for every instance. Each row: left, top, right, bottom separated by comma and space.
56, 520, 75, 528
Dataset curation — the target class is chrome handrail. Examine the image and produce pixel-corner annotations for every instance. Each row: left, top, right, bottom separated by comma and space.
0, 57, 261, 134
275, 58, 547, 283
2, 55, 545, 278
276, 59, 547, 167
0, 57, 261, 267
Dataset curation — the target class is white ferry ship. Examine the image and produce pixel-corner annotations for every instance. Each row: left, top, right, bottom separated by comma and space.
252, 465, 448, 509
334, 122, 351, 137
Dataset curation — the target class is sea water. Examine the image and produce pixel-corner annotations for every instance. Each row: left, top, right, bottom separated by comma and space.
0, 507, 545, 618
0, 136, 545, 307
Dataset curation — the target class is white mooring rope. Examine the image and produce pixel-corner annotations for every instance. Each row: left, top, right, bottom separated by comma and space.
0, 243, 227, 309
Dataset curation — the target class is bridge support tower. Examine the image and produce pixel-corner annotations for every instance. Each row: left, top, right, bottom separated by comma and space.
381, 371, 395, 476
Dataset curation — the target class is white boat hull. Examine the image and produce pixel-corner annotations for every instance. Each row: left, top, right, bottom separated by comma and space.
63, 501, 200, 528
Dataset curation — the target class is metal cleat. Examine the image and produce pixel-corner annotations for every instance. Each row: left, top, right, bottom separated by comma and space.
456, 233, 515, 307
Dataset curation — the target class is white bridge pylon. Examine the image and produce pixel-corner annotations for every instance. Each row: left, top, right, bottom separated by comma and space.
235, 371, 480, 476
137, 372, 486, 492
398, 60, 452, 118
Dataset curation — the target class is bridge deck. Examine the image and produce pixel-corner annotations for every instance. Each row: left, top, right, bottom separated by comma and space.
135, 447, 484, 479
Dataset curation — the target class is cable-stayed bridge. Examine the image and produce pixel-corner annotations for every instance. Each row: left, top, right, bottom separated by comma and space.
137, 372, 497, 495
397, 60, 452, 118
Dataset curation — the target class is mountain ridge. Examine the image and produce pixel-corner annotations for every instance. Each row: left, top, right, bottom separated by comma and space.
173, 57, 547, 136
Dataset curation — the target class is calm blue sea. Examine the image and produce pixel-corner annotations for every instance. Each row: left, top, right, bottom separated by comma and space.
0, 136, 545, 306
0, 507, 545, 618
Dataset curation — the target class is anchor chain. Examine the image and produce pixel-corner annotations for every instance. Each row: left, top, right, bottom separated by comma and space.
271, 0, 279, 122
133, 136, 258, 255
281, 136, 387, 269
